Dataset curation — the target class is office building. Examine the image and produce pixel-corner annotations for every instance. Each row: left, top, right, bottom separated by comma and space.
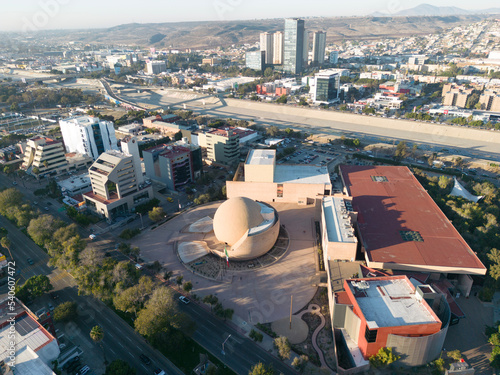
303, 30, 310, 66
283, 18, 305, 74
143, 142, 202, 191
312, 31, 327, 64
408, 55, 428, 65
330, 50, 339, 64
260, 32, 274, 65
206, 128, 240, 166
245, 51, 265, 71
83, 150, 153, 221
22, 136, 68, 178
273, 31, 284, 65
60, 116, 118, 160
310, 70, 340, 104
120, 136, 144, 184
146, 60, 167, 75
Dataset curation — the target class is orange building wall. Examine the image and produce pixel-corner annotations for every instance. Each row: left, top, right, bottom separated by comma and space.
344, 276, 442, 359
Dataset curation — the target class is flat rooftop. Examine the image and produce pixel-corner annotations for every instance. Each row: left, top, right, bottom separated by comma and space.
347, 277, 439, 329
275, 165, 330, 185
322, 196, 356, 243
246, 149, 275, 166
341, 165, 486, 275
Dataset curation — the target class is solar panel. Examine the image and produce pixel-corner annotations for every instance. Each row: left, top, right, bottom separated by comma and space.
15, 315, 38, 336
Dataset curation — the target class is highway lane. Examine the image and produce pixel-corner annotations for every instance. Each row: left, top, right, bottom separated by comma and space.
178, 299, 297, 375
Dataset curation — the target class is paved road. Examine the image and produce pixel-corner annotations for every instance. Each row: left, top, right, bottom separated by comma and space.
117, 88, 500, 161
177, 297, 297, 375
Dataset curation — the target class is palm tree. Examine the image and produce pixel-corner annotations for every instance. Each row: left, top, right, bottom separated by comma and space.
90, 325, 106, 364
1, 237, 13, 261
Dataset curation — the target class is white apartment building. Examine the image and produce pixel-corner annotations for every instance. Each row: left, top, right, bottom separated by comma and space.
260, 32, 274, 65
273, 31, 284, 65
146, 60, 167, 75
60, 116, 118, 160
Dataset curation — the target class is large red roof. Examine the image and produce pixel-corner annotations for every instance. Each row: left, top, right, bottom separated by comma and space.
340, 165, 486, 274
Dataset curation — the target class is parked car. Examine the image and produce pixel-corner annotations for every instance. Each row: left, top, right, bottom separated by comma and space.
27, 258, 34, 265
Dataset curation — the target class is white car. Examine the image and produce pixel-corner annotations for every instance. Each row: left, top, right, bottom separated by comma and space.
179, 296, 190, 305
89, 234, 96, 240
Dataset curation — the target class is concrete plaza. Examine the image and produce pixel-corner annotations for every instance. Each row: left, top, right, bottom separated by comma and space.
130, 201, 320, 324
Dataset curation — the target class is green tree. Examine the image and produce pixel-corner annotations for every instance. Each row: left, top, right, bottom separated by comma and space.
369, 347, 400, 368
394, 141, 407, 160
276, 95, 287, 104
113, 276, 156, 317
183, 281, 193, 293
249, 329, 263, 342
174, 130, 183, 141
1, 236, 13, 260
16, 275, 53, 302
447, 349, 462, 362
176, 275, 184, 286
274, 336, 291, 360
203, 294, 219, 311
148, 206, 165, 222
249, 362, 275, 375
90, 325, 106, 365
438, 176, 452, 190
105, 359, 136, 375
54, 301, 77, 322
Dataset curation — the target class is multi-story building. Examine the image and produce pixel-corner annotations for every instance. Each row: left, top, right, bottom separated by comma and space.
303, 30, 310, 66
22, 136, 68, 178
329, 50, 339, 64
479, 89, 500, 111
408, 55, 428, 65
206, 128, 240, 166
120, 136, 144, 184
60, 116, 118, 160
441, 84, 473, 108
245, 51, 265, 71
283, 18, 305, 74
83, 150, 153, 221
273, 31, 284, 65
312, 31, 327, 65
146, 60, 167, 75
260, 32, 274, 65
143, 142, 202, 191
310, 70, 340, 104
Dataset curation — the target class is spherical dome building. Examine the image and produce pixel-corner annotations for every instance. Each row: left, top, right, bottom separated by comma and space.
213, 197, 280, 260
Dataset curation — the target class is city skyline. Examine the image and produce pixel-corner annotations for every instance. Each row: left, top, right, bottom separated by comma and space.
1, 0, 500, 32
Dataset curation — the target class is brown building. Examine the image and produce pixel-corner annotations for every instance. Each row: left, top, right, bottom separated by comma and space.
442, 84, 473, 108
479, 89, 500, 111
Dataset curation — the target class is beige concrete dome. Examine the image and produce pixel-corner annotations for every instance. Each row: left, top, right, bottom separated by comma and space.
213, 197, 264, 246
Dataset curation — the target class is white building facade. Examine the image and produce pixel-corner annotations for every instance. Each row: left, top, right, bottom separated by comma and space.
60, 116, 118, 160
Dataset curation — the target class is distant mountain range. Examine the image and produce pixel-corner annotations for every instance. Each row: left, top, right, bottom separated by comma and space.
371, 3, 500, 17
5, 13, 492, 49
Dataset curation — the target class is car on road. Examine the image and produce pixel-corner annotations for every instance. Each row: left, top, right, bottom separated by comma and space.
44, 207, 49, 211
140, 354, 151, 365
89, 234, 96, 240
154, 369, 166, 375
12, 181, 17, 186
167, 197, 174, 203
27, 258, 34, 265
48, 303, 54, 311
50, 292, 59, 300
179, 296, 190, 305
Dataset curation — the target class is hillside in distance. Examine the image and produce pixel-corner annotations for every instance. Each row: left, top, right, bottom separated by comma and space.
27, 14, 491, 49
372, 3, 500, 17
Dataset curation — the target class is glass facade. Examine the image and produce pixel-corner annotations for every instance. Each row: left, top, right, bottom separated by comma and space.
284, 18, 305, 75
315, 75, 340, 103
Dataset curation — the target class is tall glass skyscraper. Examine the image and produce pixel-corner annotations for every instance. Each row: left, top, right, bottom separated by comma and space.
283, 18, 305, 75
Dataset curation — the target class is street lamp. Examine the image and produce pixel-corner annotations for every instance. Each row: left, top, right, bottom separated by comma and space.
137, 212, 144, 230
221, 334, 231, 355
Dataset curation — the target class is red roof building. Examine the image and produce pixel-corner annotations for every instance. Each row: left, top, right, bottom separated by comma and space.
340, 165, 486, 276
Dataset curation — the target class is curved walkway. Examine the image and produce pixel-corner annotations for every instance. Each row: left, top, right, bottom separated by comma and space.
297, 304, 331, 371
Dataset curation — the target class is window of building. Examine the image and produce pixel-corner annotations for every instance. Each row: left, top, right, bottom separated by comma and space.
400, 230, 423, 242
371, 176, 388, 182
277, 184, 283, 198
365, 326, 378, 343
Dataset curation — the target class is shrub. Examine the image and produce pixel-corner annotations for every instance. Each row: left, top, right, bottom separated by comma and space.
369, 347, 400, 368
119, 228, 141, 240
249, 329, 263, 342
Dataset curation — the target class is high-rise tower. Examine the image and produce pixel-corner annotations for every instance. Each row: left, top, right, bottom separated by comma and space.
283, 18, 305, 74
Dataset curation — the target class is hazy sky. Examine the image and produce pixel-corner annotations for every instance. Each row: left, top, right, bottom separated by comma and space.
1, 0, 499, 32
